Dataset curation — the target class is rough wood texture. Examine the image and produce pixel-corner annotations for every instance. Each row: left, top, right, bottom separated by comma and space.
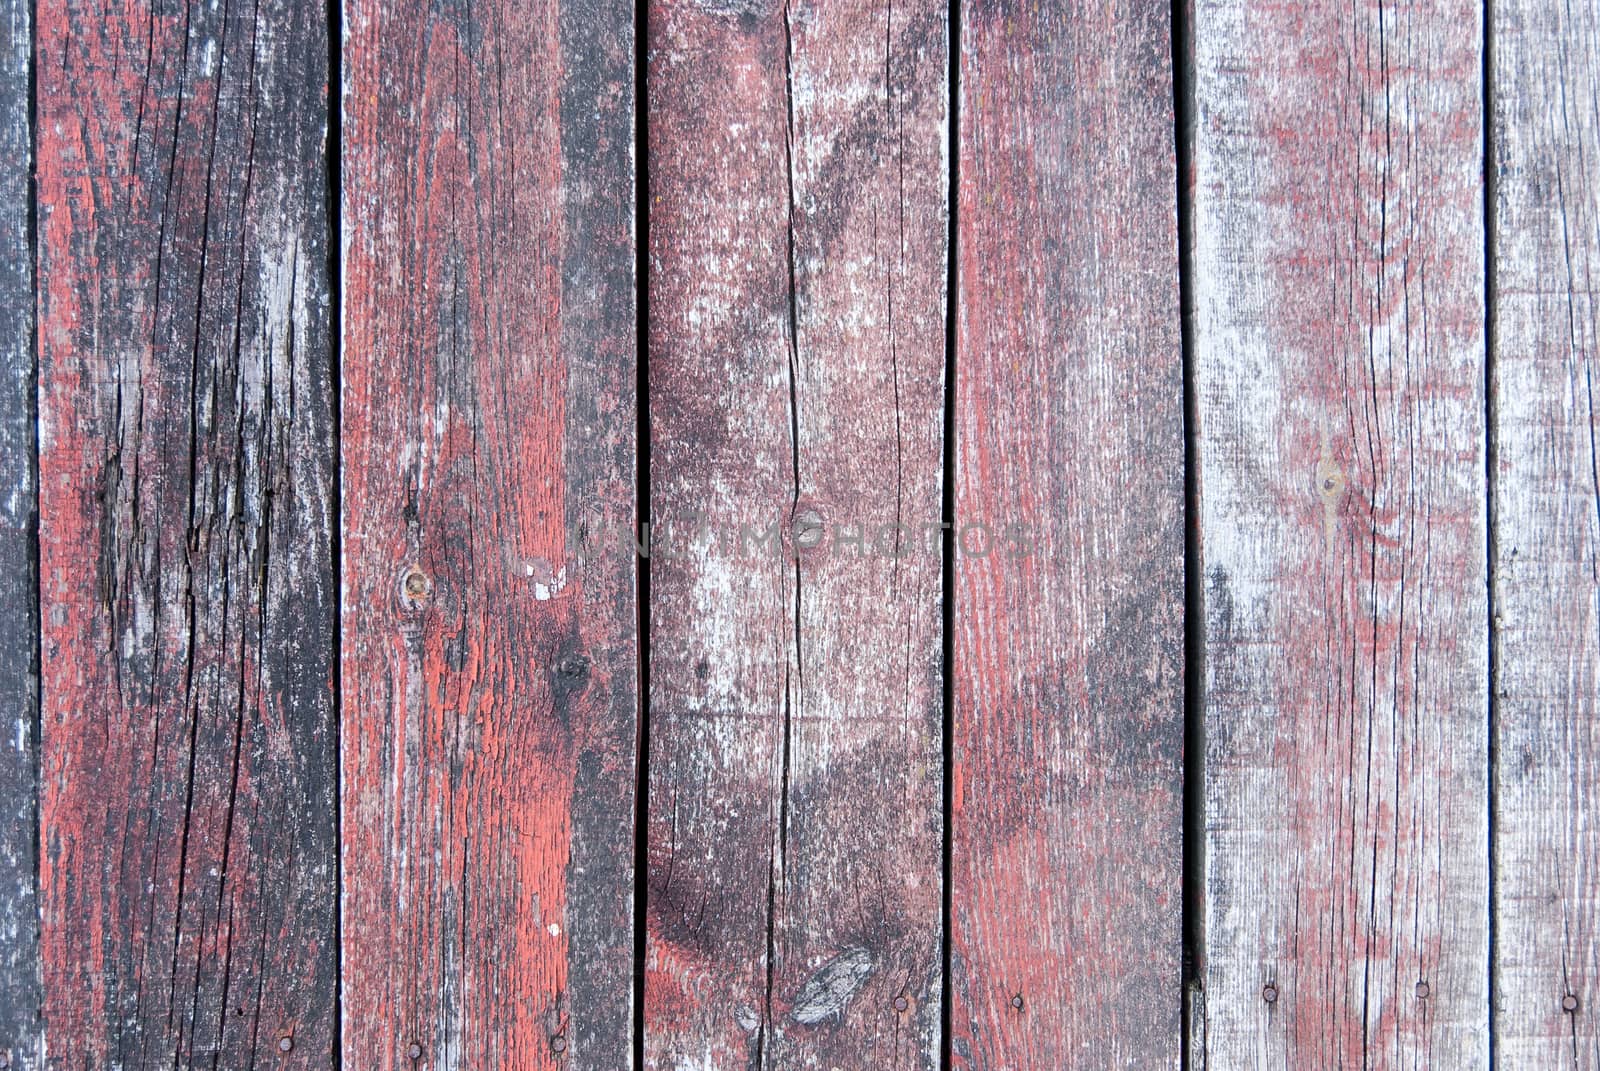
1192, 0, 1489, 1063
0, 0, 36, 1064
35, 0, 338, 1063
339, 0, 638, 1063
1492, 0, 1600, 1063
643, 1, 947, 1066
950, 1, 1184, 1066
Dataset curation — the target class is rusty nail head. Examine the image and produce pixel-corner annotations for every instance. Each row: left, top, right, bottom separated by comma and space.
894, 995, 909, 1012
1262, 984, 1279, 1004
1010, 993, 1024, 1010
551, 1035, 567, 1053
279, 1036, 294, 1053
1415, 981, 1430, 1000
408, 1042, 423, 1060
1564, 993, 1580, 1014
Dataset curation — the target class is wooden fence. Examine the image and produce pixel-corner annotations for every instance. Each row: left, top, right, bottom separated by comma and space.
0, 0, 1596, 1066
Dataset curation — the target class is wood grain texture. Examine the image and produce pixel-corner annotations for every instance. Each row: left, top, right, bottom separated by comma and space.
1491, 0, 1600, 1063
950, 0, 1184, 1066
1192, 0, 1489, 1063
35, 0, 338, 1063
643, 1, 946, 1067
339, 0, 638, 1064
0, 0, 36, 1063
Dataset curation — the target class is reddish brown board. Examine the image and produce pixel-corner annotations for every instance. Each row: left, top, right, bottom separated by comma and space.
1191, 0, 1489, 1063
1491, 0, 1600, 1063
339, 0, 638, 1064
35, 0, 339, 1063
0, 0, 37, 1064
643, 1, 947, 1067
950, 1, 1185, 1067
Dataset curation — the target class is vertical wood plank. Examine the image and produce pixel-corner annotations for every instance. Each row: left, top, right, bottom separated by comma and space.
0, 0, 35, 1062
1491, 0, 1600, 1063
950, 1, 1185, 1066
339, 0, 638, 1063
35, 0, 338, 1062
643, 2, 947, 1067
1192, 0, 1490, 1063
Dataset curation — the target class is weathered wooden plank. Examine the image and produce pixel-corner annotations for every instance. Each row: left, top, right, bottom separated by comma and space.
950, 1, 1184, 1066
1192, 0, 1489, 1063
0, 0, 36, 1063
1491, 0, 1600, 1063
35, 0, 338, 1062
642, 1, 947, 1066
339, 0, 638, 1063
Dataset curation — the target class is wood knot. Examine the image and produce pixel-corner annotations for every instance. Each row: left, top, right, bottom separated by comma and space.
399, 566, 431, 612
789, 946, 874, 1025
792, 508, 825, 551
1317, 458, 1345, 501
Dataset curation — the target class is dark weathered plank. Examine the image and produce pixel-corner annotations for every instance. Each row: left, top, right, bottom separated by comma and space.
1192, 0, 1489, 1063
1492, 0, 1600, 1063
35, 0, 338, 1063
339, 0, 638, 1063
0, 0, 36, 1064
643, 1, 947, 1066
950, 1, 1184, 1066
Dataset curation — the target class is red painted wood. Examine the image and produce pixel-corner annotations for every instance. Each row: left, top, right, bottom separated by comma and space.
950, 1, 1185, 1067
1191, 0, 1489, 1063
35, 0, 338, 1063
1491, 0, 1600, 1062
0, 0, 35, 1064
339, 0, 638, 1064
643, 1, 947, 1066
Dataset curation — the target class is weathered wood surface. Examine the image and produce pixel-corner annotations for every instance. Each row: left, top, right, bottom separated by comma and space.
643, 1, 947, 1066
35, 0, 338, 1063
0, 0, 36, 1064
1192, 0, 1489, 1063
950, 1, 1185, 1067
1492, 0, 1600, 1063
339, 0, 638, 1063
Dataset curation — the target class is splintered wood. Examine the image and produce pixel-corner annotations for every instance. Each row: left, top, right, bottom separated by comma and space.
35, 0, 338, 1063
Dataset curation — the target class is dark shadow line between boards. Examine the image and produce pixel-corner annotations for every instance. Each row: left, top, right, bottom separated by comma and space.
326, 0, 344, 1063
632, 0, 653, 1066
1481, 0, 1499, 1063
939, 0, 960, 1067
1170, 0, 1203, 1064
